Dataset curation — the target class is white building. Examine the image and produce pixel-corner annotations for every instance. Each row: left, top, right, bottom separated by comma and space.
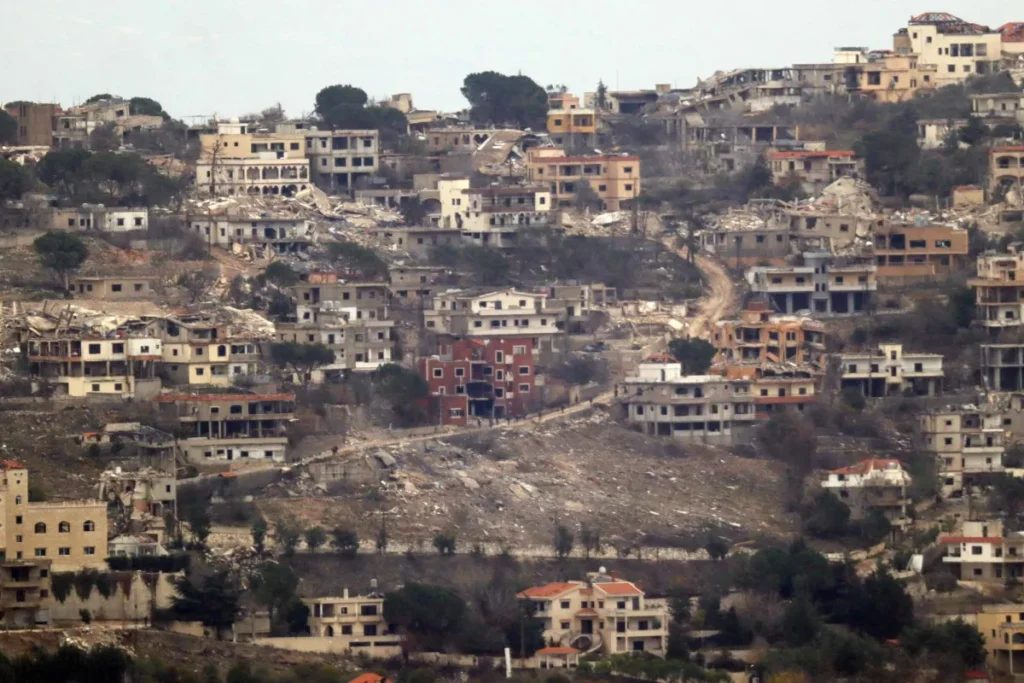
900, 13, 1003, 86
747, 252, 877, 317
423, 289, 562, 350
822, 458, 912, 531
838, 343, 944, 397
940, 519, 1024, 582
457, 186, 554, 249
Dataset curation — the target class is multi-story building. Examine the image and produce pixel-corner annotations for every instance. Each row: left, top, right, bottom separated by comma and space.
292, 277, 390, 323
939, 520, 1024, 582
0, 461, 109, 571
24, 335, 163, 399
969, 247, 1024, 333
841, 51, 938, 103
150, 316, 262, 388
304, 588, 402, 658
276, 314, 393, 374
185, 214, 314, 255
388, 266, 451, 300
968, 602, 1024, 677
896, 13, 1003, 86
971, 92, 1024, 121
526, 148, 640, 211
920, 407, 1005, 497
52, 205, 148, 232
765, 150, 863, 195
67, 275, 157, 300
618, 356, 757, 446
991, 146, 1024, 196
838, 344, 944, 397
454, 186, 554, 249
747, 252, 877, 316
153, 392, 295, 463
547, 108, 600, 146
424, 289, 562, 353
822, 458, 912, 533
517, 571, 669, 657
3, 103, 57, 146
418, 337, 536, 425
545, 283, 617, 332
304, 129, 379, 192
982, 344, 1024, 392
873, 221, 968, 280
0, 558, 52, 628
712, 301, 827, 368
718, 364, 820, 418
196, 129, 311, 197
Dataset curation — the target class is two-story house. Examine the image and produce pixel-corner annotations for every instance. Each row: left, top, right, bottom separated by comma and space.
837, 343, 944, 397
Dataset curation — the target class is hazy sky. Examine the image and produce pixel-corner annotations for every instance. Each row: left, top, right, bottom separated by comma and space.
2, 0, 1016, 122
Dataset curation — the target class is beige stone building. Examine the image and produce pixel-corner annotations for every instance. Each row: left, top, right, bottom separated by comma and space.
0, 461, 108, 572
0, 558, 52, 628
518, 571, 669, 657
196, 129, 311, 197
304, 589, 402, 658
276, 315, 393, 374
304, 129, 380, 192
24, 335, 163, 399
897, 13, 1004, 86
969, 247, 1024, 333
842, 51, 938, 103
150, 316, 262, 388
991, 146, 1024, 196
712, 301, 826, 368
389, 266, 450, 300
526, 148, 640, 211
68, 275, 158, 300
920, 407, 1005, 498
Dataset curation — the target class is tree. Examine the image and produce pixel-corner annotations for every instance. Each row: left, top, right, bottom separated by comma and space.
780, 597, 821, 647
129, 96, 168, 118
315, 85, 370, 115
580, 523, 601, 559
269, 342, 336, 384
84, 93, 114, 104
574, 181, 602, 212
274, 518, 301, 557
251, 562, 300, 635
992, 474, 1024, 528
374, 363, 429, 426
383, 583, 466, 652
183, 504, 212, 546
433, 532, 457, 556
553, 525, 574, 559
313, 84, 408, 147
0, 109, 17, 145
856, 127, 921, 197
251, 517, 268, 553
33, 231, 88, 288
705, 536, 728, 561
959, 116, 988, 146
0, 158, 30, 201
399, 198, 428, 227
304, 526, 326, 553
331, 527, 360, 557
668, 338, 716, 374
264, 261, 298, 287
856, 509, 892, 544
902, 619, 986, 673
89, 123, 120, 152
461, 71, 548, 129
177, 266, 220, 303
326, 241, 388, 280
803, 492, 850, 539
759, 413, 817, 509
849, 569, 914, 640
596, 80, 609, 111
171, 569, 241, 639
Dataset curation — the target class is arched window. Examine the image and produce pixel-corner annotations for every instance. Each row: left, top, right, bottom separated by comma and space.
325, 625, 334, 637
83, 521, 96, 532
34, 522, 46, 533
59, 521, 70, 533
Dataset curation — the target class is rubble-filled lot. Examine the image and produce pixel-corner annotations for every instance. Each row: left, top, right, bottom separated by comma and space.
259, 412, 795, 551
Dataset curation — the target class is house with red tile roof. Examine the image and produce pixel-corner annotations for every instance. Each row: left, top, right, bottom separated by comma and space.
822, 458, 912, 533
517, 571, 668, 658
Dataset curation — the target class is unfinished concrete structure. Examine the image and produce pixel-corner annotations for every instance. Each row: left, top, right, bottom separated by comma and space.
304, 129, 379, 192
822, 459, 912, 533
838, 344, 944, 397
747, 253, 877, 317
981, 344, 1024, 391
712, 300, 826, 368
969, 247, 1024, 334
920, 406, 1005, 497
873, 221, 969, 280
454, 186, 554, 249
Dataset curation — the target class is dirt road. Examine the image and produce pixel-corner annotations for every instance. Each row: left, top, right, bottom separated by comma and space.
662, 236, 737, 340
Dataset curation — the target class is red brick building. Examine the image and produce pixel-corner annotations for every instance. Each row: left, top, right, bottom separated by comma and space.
418, 337, 535, 425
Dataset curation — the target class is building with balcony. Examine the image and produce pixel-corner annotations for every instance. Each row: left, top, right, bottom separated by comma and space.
838, 343, 944, 397
972, 602, 1024, 677
0, 560, 52, 628
939, 520, 1024, 582
304, 129, 379, 192
765, 150, 863, 195
618, 356, 757, 446
453, 186, 554, 249
822, 458, 912, 533
547, 108, 600, 146
196, 130, 311, 197
276, 314, 393, 375
991, 146, 1024, 196
424, 289, 562, 352
186, 214, 314, 255
418, 337, 535, 425
304, 588, 402, 658
150, 316, 261, 388
24, 335, 163, 399
971, 92, 1024, 121
747, 252, 877, 317
920, 407, 1005, 497
896, 13, 1003, 86
518, 570, 669, 657
526, 149, 640, 211
873, 221, 968, 280
0, 461, 109, 572
970, 248, 1024, 333
712, 301, 827, 368
153, 393, 295, 463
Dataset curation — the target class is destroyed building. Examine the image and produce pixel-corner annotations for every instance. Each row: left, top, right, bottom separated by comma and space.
873, 220, 968, 281
991, 145, 1024, 196
747, 252, 877, 316
969, 247, 1024, 334
837, 343, 944, 398
186, 211, 316, 256
305, 129, 380, 192
526, 148, 640, 211
150, 314, 264, 388
712, 300, 827, 368
388, 266, 452, 300
196, 123, 311, 197
822, 459, 912, 534
920, 406, 1005, 498
766, 150, 864, 195
454, 186, 554, 250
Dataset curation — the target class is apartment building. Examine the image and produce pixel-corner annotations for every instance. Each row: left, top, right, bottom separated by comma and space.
304, 129, 379, 192
151, 316, 261, 387
546, 283, 617, 331
517, 571, 669, 657
24, 335, 163, 399
747, 252, 877, 316
276, 314, 393, 374
68, 275, 157, 300
389, 266, 450, 300
940, 520, 1024, 582
838, 344, 944, 397
547, 108, 600, 146
841, 51, 938, 103
719, 364, 819, 418
455, 186, 554, 249
292, 278, 390, 323
969, 248, 1024, 333
305, 589, 402, 658
418, 338, 535, 425
712, 301, 827, 368
991, 146, 1024, 196
765, 150, 863, 195
526, 148, 640, 211
153, 392, 294, 463
920, 407, 1005, 497
424, 289, 562, 352
186, 215, 314, 254
196, 130, 311, 197
971, 602, 1024, 677
3, 103, 57, 146
822, 459, 911, 532
897, 13, 1003, 86
0, 461, 109, 571
982, 344, 1024, 391
0, 559, 52, 628
619, 356, 757, 446
873, 222, 968, 280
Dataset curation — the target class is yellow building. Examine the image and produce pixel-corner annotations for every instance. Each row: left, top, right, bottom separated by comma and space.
304, 589, 402, 658
972, 604, 1024, 676
0, 461, 108, 571
873, 222, 969, 280
843, 52, 938, 102
546, 109, 599, 146
897, 13, 1003, 86
526, 148, 640, 211
196, 131, 311, 197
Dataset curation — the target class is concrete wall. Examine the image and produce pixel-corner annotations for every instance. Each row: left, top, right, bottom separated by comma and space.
51, 572, 178, 625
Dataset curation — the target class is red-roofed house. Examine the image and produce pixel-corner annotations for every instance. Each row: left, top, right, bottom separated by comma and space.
517, 570, 668, 657
822, 458, 912, 533
766, 149, 863, 194
940, 519, 1024, 582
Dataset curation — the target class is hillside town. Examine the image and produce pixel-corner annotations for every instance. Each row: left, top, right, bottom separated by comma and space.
5, 8, 1024, 683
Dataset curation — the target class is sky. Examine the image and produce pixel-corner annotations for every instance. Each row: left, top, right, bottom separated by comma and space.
2, 0, 1017, 123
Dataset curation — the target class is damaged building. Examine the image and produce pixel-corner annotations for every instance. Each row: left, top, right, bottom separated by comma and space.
838, 343, 945, 397
712, 301, 826, 368
747, 252, 877, 316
